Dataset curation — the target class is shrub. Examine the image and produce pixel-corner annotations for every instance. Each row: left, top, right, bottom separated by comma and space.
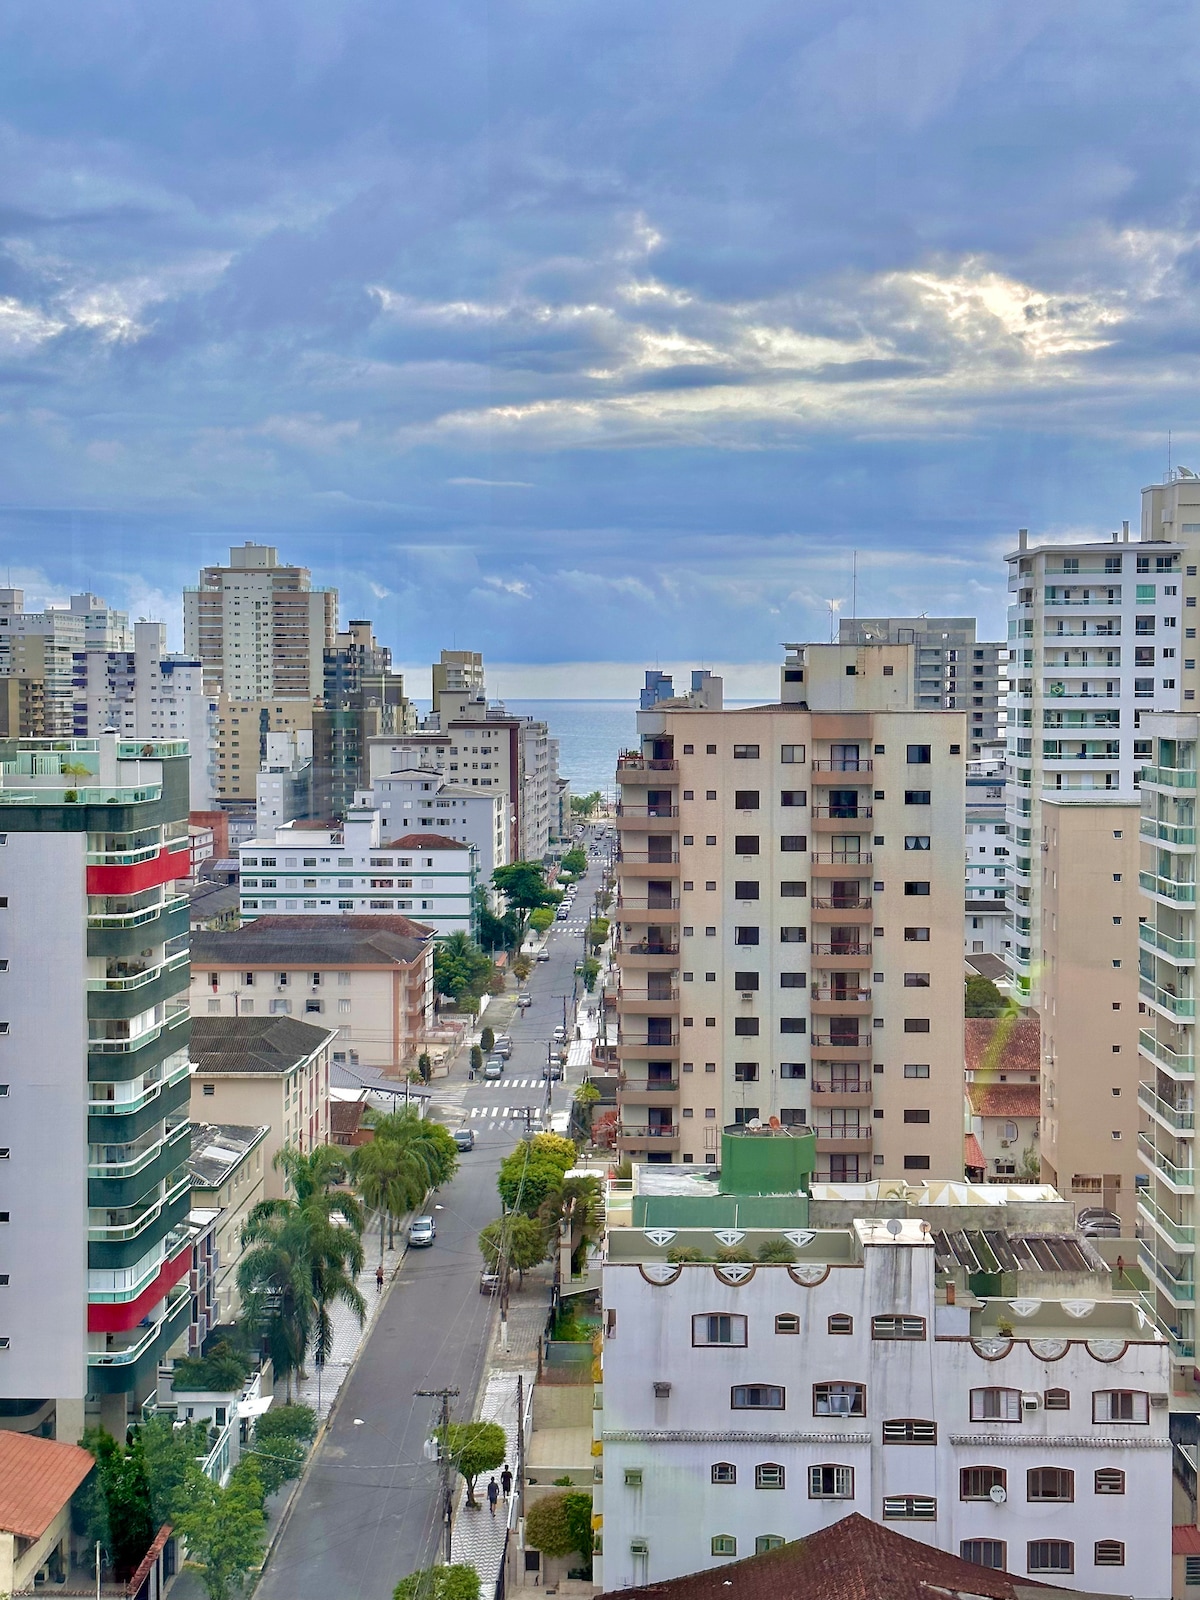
665, 1245, 706, 1263
756, 1238, 798, 1264
394, 1566, 482, 1600
715, 1245, 755, 1264
171, 1343, 251, 1394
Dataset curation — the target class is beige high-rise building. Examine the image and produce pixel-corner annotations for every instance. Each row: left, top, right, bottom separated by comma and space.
612, 642, 965, 1178
183, 542, 337, 699
1038, 797, 1141, 1230
213, 695, 314, 804
431, 649, 485, 714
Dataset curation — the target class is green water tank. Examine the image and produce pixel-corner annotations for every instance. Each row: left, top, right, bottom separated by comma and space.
718, 1125, 816, 1195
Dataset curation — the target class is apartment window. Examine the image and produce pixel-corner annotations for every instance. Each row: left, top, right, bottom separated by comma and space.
693, 1314, 747, 1347
1044, 1388, 1070, 1411
734, 835, 760, 854
906, 745, 931, 764
1027, 1542, 1073, 1574
959, 1540, 1005, 1571
882, 1419, 937, 1444
1092, 1390, 1148, 1423
735, 881, 760, 900
734, 791, 760, 810
733, 745, 760, 760
711, 1463, 736, 1484
780, 1063, 806, 1079
1094, 1541, 1124, 1567
735, 926, 759, 945
779, 1018, 805, 1034
904, 882, 930, 896
903, 1019, 930, 1033
780, 789, 806, 806
1094, 1468, 1125, 1494
872, 1315, 926, 1341
780, 880, 806, 897
780, 928, 805, 942
754, 1463, 785, 1490
780, 972, 805, 988
734, 971, 759, 990
775, 1314, 800, 1335
755, 1536, 784, 1554
904, 1064, 930, 1078
903, 1109, 930, 1124
734, 1019, 760, 1036
904, 790, 930, 805
780, 835, 806, 851
827, 1315, 853, 1334
1027, 1468, 1073, 1502
780, 745, 805, 763
732, 1385, 784, 1409
904, 1155, 930, 1170
971, 1388, 1020, 1422
882, 1496, 936, 1521
734, 1063, 759, 1082
813, 1382, 865, 1416
808, 1464, 853, 1499
904, 927, 930, 941
904, 836, 930, 851
903, 972, 930, 987
710, 1536, 736, 1557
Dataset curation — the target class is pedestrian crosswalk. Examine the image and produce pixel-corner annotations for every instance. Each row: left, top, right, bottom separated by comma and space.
477, 1076, 543, 1089
468, 1102, 547, 1122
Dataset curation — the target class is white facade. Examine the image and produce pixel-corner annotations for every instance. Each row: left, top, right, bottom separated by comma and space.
256, 729, 314, 829
599, 1220, 1171, 1597
238, 809, 477, 934
0, 591, 132, 737
966, 760, 1008, 958
361, 768, 508, 879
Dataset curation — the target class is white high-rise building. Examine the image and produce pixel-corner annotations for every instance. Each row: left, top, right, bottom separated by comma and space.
0, 592, 132, 737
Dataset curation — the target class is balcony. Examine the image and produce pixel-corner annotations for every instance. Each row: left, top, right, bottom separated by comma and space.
88, 1173, 192, 1244
1141, 818, 1197, 849
1139, 1082, 1195, 1133
1140, 1030, 1195, 1079
616, 1036, 680, 1061
614, 805, 679, 824
1142, 767, 1198, 791
812, 806, 872, 826
810, 942, 872, 959
86, 951, 188, 993
1139, 1189, 1196, 1250
810, 899, 872, 923
1139, 1131, 1195, 1192
0, 783, 162, 807
616, 898, 681, 924
88, 1003, 189, 1056
616, 852, 680, 875
1140, 926, 1196, 964
811, 995, 872, 1017
811, 852, 872, 868
1139, 1241, 1196, 1305
616, 1124, 680, 1151
1140, 871, 1197, 904
87, 1284, 191, 1394
812, 760, 872, 779
88, 1056, 191, 1118
811, 1034, 873, 1055
814, 1128, 873, 1154
617, 1079, 679, 1105
616, 988, 679, 1016
811, 1085, 873, 1108
1140, 975, 1197, 1019
87, 892, 188, 930
616, 757, 678, 784
88, 1121, 190, 1181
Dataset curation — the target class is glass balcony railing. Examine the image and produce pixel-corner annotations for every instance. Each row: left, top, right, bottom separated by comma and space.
87, 1120, 190, 1180
1140, 818, 1197, 848
0, 784, 162, 806
87, 1283, 189, 1367
87, 1055, 191, 1114
1138, 1189, 1196, 1248
1139, 926, 1196, 963
116, 740, 188, 759
1139, 1241, 1196, 1302
87, 893, 187, 929
86, 951, 188, 993
1137, 1292, 1195, 1360
1140, 871, 1197, 903
1138, 1082, 1196, 1133
1139, 1031, 1195, 1078
1139, 1131, 1195, 1191
1142, 767, 1198, 790
1140, 976, 1197, 1018
87, 1173, 191, 1243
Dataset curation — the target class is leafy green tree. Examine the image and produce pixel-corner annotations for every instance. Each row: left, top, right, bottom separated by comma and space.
529, 906, 556, 934
394, 1565, 481, 1600
524, 1491, 593, 1561
474, 888, 520, 953
492, 862, 557, 946
561, 847, 587, 876
479, 1214, 548, 1286
470, 1043, 483, 1072
570, 792, 602, 818
586, 918, 609, 953
480, 1026, 495, 1054
434, 932, 494, 1005
178, 1460, 267, 1600
574, 1082, 600, 1107
80, 1428, 155, 1582
441, 1420, 508, 1508
497, 1153, 571, 1216
582, 957, 601, 991
139, 1417, 210, 1527
418, 1051, 432, 1082
512, 954, 532, 982
965, 975, 1008, 1017
250, 1404, 318, 1495
353, 1108, 458, 1253
537, 1173, 603, 1262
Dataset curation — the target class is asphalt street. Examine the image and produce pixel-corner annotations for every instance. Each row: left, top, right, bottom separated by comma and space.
255, 837, 611, 1600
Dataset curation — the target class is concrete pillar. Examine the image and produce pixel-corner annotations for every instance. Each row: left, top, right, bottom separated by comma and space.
54, 1398, 85, 1444
99, 1391, 128, 1439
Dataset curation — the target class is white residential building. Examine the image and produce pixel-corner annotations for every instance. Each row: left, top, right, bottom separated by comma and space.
965, 752, 1008, 958
596, 1132, 1172, 1599
256, 730, 314, 830
0, 591, 132, 737
360, 767, 508, 879
238, 808, 477, 935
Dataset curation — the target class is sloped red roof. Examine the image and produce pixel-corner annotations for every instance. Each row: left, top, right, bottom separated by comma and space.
967, 1081, 1041, 1119
600, 1514, 1058, 1600
964, 1132, 986, 1170
1175, 1525, 1200, 1555
0, 1432, 95, 1540
965, 1014, 1040, 1076
384, 833, 468, 850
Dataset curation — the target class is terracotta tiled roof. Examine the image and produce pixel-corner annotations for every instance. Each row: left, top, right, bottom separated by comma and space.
967, 1082, 1041, 1119
384, 832, 469, 850
330, 1100, 367, 1137
1175, 1525, 1200, 1555
0, 1432, 96, 1540
964, 1014, 1040, 1076
600, 1514, 1060, 1600
964, 1132, 986, 1170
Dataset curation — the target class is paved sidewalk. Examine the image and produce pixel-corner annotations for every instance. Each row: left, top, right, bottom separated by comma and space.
292, 1221, 406, 1421
449, 1368, 533, 1580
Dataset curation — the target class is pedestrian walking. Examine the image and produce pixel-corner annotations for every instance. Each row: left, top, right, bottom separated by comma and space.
501, 1463, 513, 1500
487, 1477, 500, 1518
376, 1263, 385, 1293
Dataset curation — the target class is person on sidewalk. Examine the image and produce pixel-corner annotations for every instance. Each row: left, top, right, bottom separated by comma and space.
376, 1263, 385, 1293
487, 1477, 500, 1518
500, 1463, 513, 1501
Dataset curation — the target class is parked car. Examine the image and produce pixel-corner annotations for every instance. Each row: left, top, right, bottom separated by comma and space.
479, 1269, 501, 1295
516, 992, 532, 1009
1077, 1206, 1122, 1238
408, 1216, 436, 1247
493, 1035, 513, 1059
535, 949, 550, 963
453, 1128, 475, 1152
552, 1024, 567, 1044
556, 906, 569, 921
543, 1060, 564, 1080
484, 1056, 504, 1079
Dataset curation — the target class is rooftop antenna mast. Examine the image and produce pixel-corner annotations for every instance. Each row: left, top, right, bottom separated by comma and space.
851, 550, 858, 620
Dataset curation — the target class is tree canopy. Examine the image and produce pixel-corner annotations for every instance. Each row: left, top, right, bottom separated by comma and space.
524, 1490, 593, 1561
441, 1420, 507, 1508
434, 932, 495, 1004
178, 1460, 267, 1600
560, 846, 587, 876
394, 1566, 482, 1600
479, 1214, 548, 1285
570, 792, 602, 818
965, 974, 1008, 1017
497, 1133, 577, 1215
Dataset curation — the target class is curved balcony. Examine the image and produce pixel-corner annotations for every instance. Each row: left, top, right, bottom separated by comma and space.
88, 1173, 191, 1245
88, 1003, 189, 1057
1140, 872, 1196, 905
1142, 767, 1198, 792
87, 1284, 191, 1396
88, 1056, 191, 1119
1138, 1082, 1195, 1135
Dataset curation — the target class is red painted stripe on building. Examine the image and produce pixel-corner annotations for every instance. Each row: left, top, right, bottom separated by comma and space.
87, 846, 191, 896
88, 1243, 191, 1333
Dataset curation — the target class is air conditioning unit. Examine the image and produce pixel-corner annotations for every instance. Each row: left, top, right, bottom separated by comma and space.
999, 1140, 1011, 1149
630, 1539, 649, 1557
653, 1381, 672, 1399
1021, 1393, 1040, 1412
1150, 1393, 1170, 1409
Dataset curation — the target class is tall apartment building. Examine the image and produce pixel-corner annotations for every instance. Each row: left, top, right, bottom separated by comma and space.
70, 622, 217, 808
256, 730, 314, 829
183, 542, 337, 700
0, 735, 192, 1439
362, 768, 509, 879
311, 621, 413, 819
431, 649, 485, 714
0, 592, 132, 737
965, 753, 1008, 957
213, 694, 314, 805
1136, 711, 1200, 1375
840, 618, 1007, 759
611, 645, 965, 1178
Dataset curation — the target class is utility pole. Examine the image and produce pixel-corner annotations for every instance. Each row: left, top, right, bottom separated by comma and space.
416, 1386, 460, 1563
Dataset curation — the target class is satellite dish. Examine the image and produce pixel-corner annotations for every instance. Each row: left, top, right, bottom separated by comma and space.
989, 1484, 1007, 1505
885, 1218, 904, 1237
1179, 466, 1196, 478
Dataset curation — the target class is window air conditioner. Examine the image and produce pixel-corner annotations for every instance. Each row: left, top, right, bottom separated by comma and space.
1021, 1393, 1040, 1412
1150, 1393, 1169, 1408
653, 1382, 671, 1399
630, 1539, 649, 1557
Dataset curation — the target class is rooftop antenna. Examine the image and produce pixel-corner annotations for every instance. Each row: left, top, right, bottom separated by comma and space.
851, 550, 858, 621
1169, 429, 1173, 480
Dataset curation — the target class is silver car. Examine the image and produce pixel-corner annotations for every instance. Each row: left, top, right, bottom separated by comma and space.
408, 1216, 436, 1247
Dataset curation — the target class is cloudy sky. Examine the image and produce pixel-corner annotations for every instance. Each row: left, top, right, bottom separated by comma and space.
1, 0, 1198, 688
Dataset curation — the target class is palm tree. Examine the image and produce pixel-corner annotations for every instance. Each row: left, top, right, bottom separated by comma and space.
236, 1209, 313, 1401
352, 1109, 459, 1253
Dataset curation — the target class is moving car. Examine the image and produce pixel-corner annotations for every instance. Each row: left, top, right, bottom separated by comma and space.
552, 1024, 567, 1044
516, 993, 532, 1009
484, 1056, 504, 1079
542, 1060, 564, 1080
453, 1128, 475, 1152
535, 949, 550, 963
408, 1216, 436, 1247
493, 1035, 513, 1059
556, 906, 569, 920
479, 1269, 501, 1295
